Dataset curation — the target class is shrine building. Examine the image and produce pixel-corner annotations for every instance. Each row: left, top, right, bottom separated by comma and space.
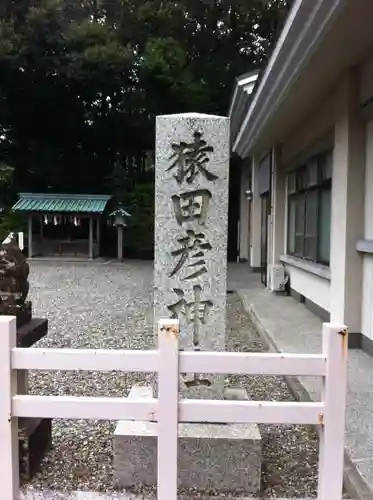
11, 193, 112, 259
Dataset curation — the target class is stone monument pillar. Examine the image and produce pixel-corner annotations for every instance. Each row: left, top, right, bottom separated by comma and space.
113, 113, 262, 495
154, 113, 229, 399
0, 236, 51, 481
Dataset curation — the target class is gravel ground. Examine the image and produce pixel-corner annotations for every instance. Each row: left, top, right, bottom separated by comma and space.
25, 261, 334, 497
226, 296, 319, 498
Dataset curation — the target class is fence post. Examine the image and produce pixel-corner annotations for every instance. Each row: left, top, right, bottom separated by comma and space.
318, 322, 348, 500
0, 316, 19, 500
157, 319, 179, 500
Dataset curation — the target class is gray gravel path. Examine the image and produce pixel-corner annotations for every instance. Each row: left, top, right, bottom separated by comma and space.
28, 261, 154, 490
24, 261, 340, 497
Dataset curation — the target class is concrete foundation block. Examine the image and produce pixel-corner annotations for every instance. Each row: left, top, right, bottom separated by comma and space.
19, 417, 52, 481
113, 386, 262, 495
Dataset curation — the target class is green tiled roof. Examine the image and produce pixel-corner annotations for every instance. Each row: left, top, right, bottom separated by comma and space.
12, 193, 112, 214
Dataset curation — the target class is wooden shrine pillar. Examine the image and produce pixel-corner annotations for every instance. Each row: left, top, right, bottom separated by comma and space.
40, 216, 44, 256
96, 218, 100, 257
88, 217, 93, 259
28, 215, 33, 259
117, 225, 123, 261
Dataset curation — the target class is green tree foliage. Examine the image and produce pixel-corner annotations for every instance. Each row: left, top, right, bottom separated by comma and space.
123, 182, 154, 258
0, 0, 289, 252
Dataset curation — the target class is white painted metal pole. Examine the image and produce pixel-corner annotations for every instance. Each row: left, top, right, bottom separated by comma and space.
317, 322, 348, 500
157, 319, 179, 500
0, 316, 19, 500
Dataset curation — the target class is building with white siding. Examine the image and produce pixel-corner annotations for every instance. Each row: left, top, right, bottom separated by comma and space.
230, 0, 373, 352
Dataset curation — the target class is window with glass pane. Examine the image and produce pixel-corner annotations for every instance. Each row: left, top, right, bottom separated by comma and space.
294, 194, 305, 255
304, 190, 318, 260
318, 188, 331, 264
287, 197, 296, 254
286, 149, 332, 265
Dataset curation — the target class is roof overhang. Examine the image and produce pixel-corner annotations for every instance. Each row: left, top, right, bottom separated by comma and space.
232, 0, 373, 158
228, 70, 259, 149
12, 193, 112, 215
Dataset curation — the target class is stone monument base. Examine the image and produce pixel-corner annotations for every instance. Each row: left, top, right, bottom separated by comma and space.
17, 317, 48, 347
19, 417, 52, 481
16, 314, 51, 481
113, 386, 262, 495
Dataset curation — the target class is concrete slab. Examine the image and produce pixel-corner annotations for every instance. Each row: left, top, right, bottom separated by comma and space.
228, 262, 373, 500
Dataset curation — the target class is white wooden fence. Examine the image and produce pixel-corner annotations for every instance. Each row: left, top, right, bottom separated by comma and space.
0, 316, 348, 500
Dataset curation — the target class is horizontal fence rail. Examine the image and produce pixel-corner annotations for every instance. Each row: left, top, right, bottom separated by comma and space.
0, 316, 348, 500
12, 395, 325, 424
13, 348, 159, 372
12, 347, 327, 376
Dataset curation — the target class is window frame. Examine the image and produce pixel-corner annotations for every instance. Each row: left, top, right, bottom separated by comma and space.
287, 151, 332, 266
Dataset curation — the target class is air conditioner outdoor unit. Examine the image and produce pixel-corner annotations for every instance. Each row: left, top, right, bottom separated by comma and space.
268, 264, 287, 292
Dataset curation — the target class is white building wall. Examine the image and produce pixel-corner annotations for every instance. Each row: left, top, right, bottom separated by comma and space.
250, 155, 262, 269
362, 255, 373, 340
239, 67, 368, 336
264, 69, 366, 333
284, 266, 330, 312
329, 70, 365, 332
361, 120, 373, 340
238, 159, 251, 262
360, 54, 373, 341
269, 148, 285, 266
271, 90, 334, 310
